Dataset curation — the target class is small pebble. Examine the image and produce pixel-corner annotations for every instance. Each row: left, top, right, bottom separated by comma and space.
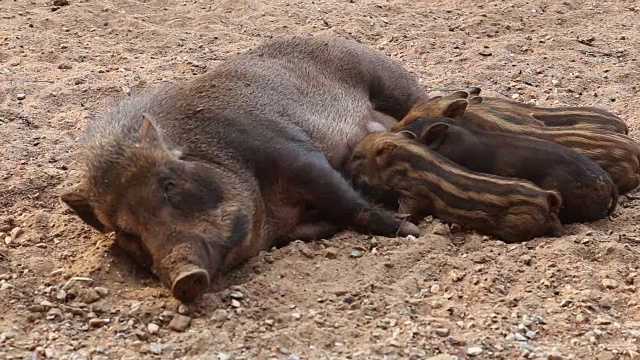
0, 282, 14, 291
291, 313, 301, 320
526, 330, 537, 339
0, 332, 16, 342
53, 0, 69, 6
88, 318, 110, 328
467, 347, 483, 356
230, 291, 244, 300
231, 299, 241, 308
560, 299, 573, 307
147, 323, 160, 335
350, 250, 363, 258
602, 278, 618, 289
211, 309, 228, 323
425, 356, 457, 360
218, 353, 232, 360
50, 269, 65, 277
324, 248, 338, 259
168, 314, 191, 332
432, 223, 450, 236
17, 94, 26, 101
435, 328, 450, 337
448, 270, 463, 282
298, 244, 315, 258
177, 304, 188, 314
547, 351, 564, 360
594, 316, 612, 325
78, 289, 101, 304
279, 348, 290, 355
10, 227, 23, 239
515, 333, 527, 341
287, 355, 301, 360
94, 287, 109, 297
149, 342, 162, 355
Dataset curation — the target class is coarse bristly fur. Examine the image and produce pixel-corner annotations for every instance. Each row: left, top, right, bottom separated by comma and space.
346, 131, 564, 243
60, 34, 429, 302
394, 93, 640, 194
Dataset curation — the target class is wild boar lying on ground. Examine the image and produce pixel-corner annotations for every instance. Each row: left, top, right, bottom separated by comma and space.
60, 34, 431, 302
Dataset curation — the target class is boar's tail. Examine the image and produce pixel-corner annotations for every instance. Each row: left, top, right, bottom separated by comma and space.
608, 183, 620, 216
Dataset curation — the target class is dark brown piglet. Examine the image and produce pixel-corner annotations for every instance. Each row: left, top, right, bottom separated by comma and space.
419, 121, 619, 224
60, 34, 428, 302
346, 132, 564, 243
435, 86, 629, 134
394, 97, 640, 194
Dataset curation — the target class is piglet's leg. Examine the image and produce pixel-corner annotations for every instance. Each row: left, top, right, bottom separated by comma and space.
289, 153, 420, 237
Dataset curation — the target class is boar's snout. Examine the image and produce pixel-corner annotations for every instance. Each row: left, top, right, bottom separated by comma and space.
154, 238, 222, 303
171, 265, 210, 303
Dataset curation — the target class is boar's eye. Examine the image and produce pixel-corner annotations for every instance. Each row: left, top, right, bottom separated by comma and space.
351, 153, 365, 163
163, 180, 176, 200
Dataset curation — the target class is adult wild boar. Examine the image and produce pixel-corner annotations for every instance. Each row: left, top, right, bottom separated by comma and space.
60, 34, 426, 302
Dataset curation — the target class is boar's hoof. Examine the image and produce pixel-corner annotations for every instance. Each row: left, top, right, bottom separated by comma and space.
399, 221, 420, 237
171, 268, 210, 302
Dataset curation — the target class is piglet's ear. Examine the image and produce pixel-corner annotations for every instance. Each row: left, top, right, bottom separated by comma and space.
442, 99, 468, 119
465, 86, 481, 96
396, 130, 417, 140
140, 113, 162, 144
444, 90, 469, 100
420, 122, 450, 150
373, 140, 399, 166
469, 96, 483, 104
60, 192, 108, 233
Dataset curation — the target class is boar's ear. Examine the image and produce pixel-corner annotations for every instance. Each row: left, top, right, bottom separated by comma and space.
60, 192, 107, 233
442, 99, 468, 119
140, 113, 162, 144
373, 140, 399, 166
420, 122, 450, 149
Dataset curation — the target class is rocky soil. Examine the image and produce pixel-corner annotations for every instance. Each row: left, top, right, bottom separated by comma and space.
1, 0, 639, 359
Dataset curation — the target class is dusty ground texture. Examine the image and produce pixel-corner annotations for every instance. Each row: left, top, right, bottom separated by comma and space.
1, 0, 639, 359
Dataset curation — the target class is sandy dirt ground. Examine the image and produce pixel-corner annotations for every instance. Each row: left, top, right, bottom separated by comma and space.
1, 0, 639, 359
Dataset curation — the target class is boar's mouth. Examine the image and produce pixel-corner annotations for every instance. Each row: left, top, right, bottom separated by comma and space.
115, 229, 154, 270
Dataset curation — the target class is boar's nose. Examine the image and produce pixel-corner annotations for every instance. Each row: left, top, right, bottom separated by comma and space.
171, 265, 210, 303
154, 239, 219, 302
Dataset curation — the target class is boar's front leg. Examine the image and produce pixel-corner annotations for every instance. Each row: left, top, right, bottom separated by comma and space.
289, 152, 420, 238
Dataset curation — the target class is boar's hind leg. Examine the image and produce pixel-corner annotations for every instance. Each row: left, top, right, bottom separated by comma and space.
292, 154, 420, 237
